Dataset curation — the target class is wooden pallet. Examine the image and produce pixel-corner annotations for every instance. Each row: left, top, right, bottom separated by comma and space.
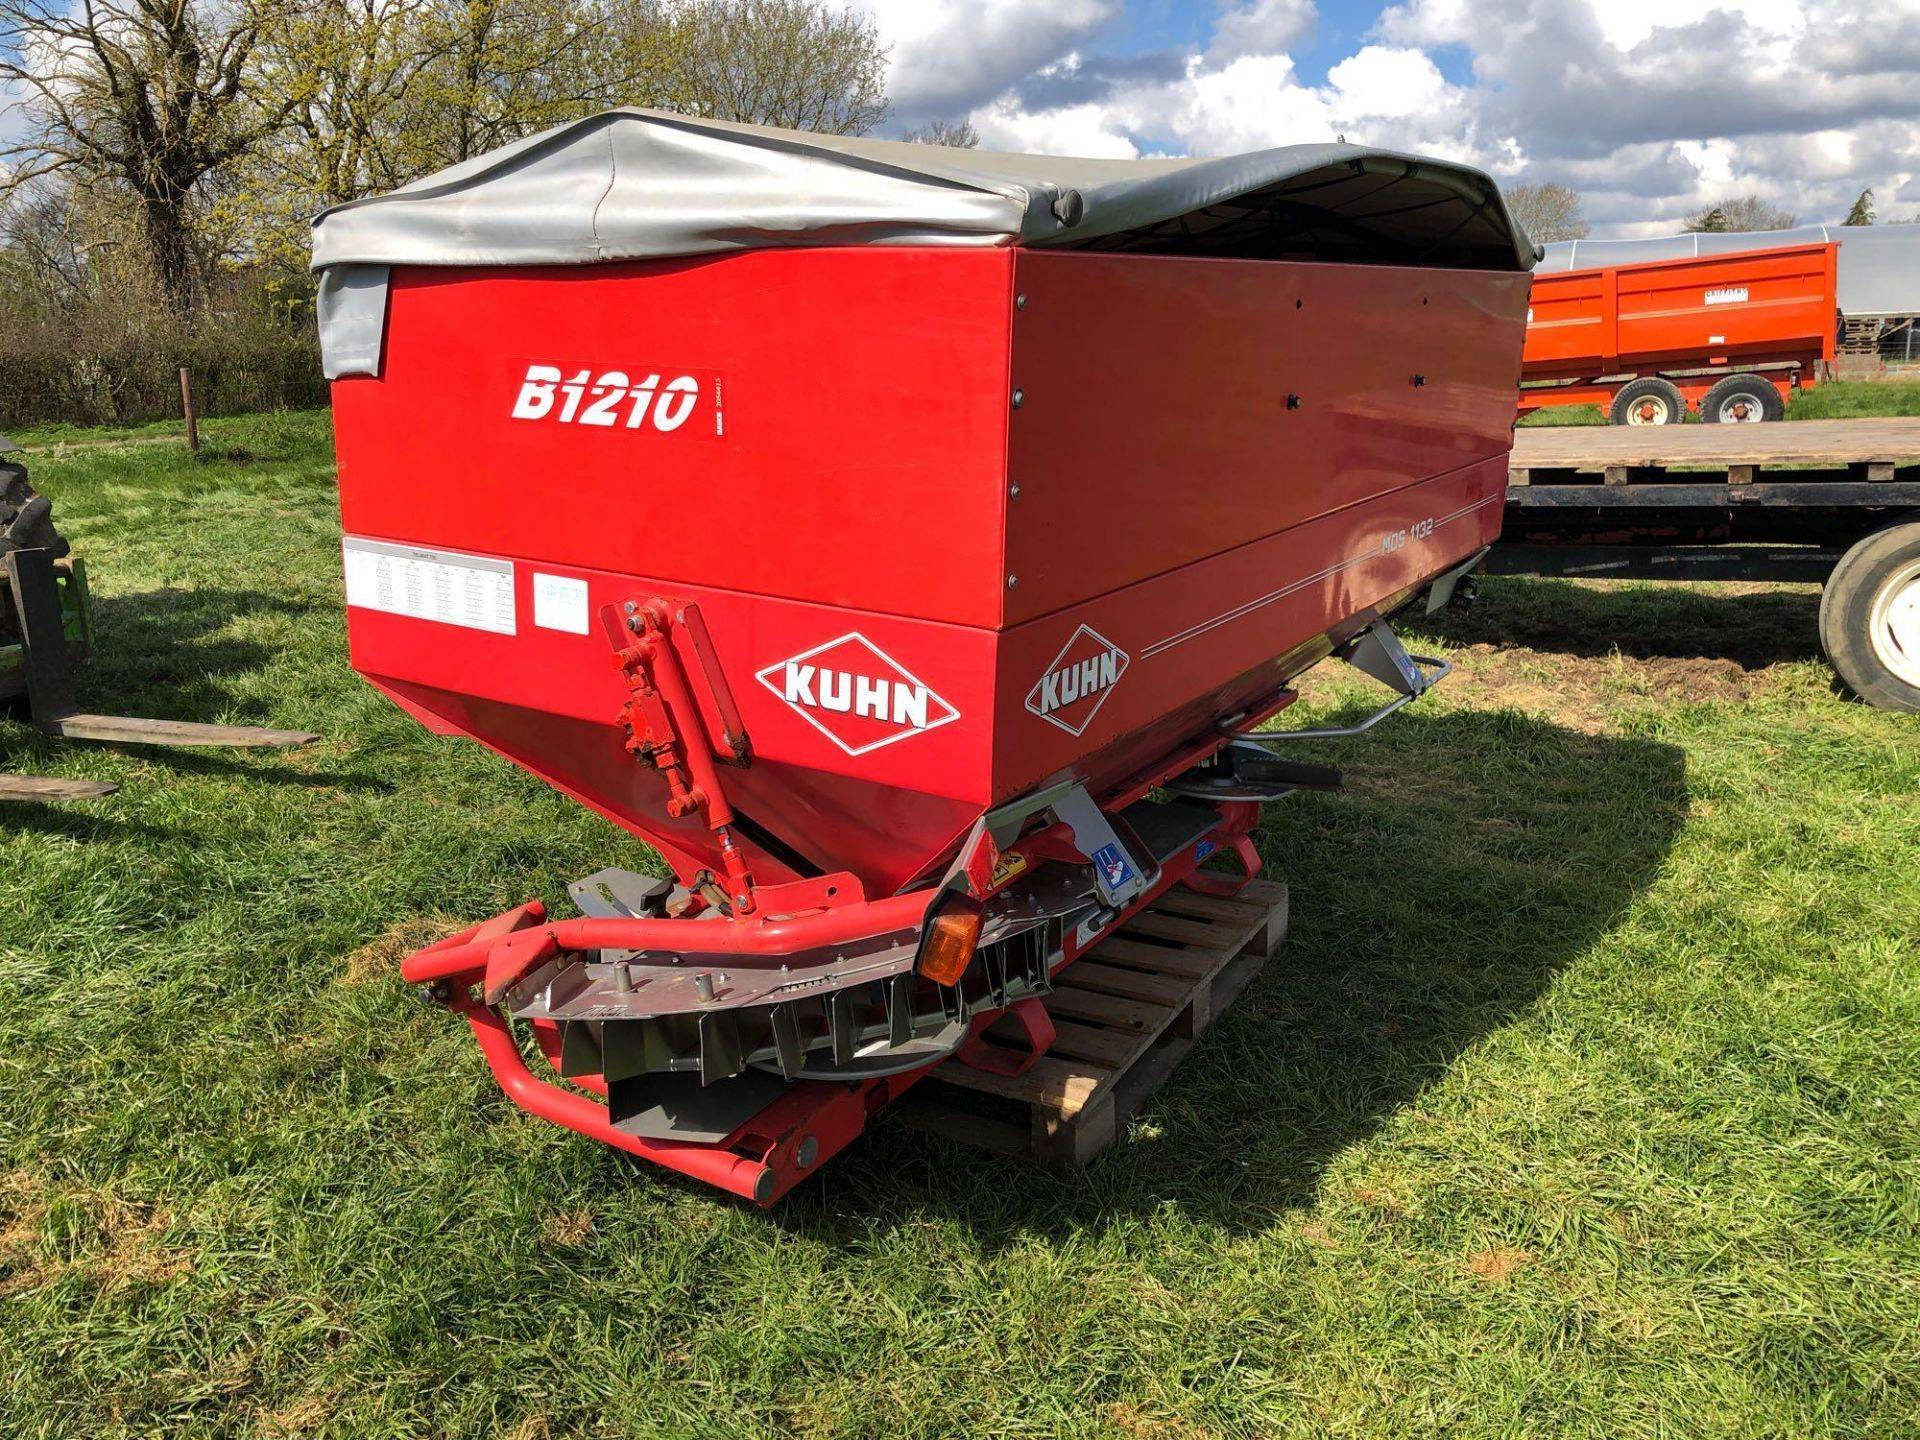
894, 879, 1288, 1170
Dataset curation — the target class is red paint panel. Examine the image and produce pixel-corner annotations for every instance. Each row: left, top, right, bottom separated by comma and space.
333, 243, 1529, 894
990, 456, 1507, 803
332, 247, 1015, 628
343, 553, 997, 891
1003, 251, 1529, 625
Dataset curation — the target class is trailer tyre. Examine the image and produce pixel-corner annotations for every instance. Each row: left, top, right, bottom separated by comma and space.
1820, 521, 1920, 712
1609, 377, 1685, 426
1701, 374, 1784, 424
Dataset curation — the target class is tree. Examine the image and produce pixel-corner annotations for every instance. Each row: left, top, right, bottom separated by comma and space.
1685, 195, 1797, 233
665, 0, 887, 134
1844, 188, 1874, 226
217, 0, 889, 264
1502, 181, 1590, 245
903, 118, 979, 148
0, 0, 305, 311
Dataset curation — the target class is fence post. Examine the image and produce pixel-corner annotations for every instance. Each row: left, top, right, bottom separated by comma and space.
179, 367, 199, 452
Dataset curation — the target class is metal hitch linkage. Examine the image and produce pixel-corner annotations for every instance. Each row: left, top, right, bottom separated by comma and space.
1227, 619, 1450, 745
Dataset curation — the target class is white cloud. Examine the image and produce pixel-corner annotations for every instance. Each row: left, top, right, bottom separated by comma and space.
939, 0, 1920, 232
850, 0, 1123, 120
972, 92, 1141, 157
1324, 45, 1449, 122
1210, 0, 1316, 59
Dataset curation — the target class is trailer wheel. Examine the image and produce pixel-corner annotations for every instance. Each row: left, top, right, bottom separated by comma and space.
1819, 521, 1920, 712
1610, 377, 1685, 426
1701, 374, 1784, 424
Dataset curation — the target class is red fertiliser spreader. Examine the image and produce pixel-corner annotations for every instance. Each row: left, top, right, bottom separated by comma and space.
312, 110, 1537, 1203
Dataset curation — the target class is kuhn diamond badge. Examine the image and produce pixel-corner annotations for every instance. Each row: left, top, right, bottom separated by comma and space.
756, 631, 959, 756
1025, 624, 1129, 736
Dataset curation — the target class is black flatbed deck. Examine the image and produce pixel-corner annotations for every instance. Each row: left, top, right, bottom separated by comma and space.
1496, 417, 1920, 580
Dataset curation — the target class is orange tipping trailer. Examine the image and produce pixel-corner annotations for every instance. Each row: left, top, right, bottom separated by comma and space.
1518, 241, 1838, 425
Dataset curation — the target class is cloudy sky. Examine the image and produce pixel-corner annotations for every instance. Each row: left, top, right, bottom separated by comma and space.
850, 0, 1920, 237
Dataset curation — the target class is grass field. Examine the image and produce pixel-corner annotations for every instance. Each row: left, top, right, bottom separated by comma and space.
1518, 374, 1920, 425
2, 412, 1917, 1439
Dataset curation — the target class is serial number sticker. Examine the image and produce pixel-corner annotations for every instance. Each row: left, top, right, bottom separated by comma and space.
1704, 287, 1749, 305
342, 537, 515, 635
533, 572, 591, 635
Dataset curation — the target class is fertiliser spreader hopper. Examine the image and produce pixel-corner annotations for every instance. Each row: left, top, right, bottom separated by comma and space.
313, 111, 1537, 1202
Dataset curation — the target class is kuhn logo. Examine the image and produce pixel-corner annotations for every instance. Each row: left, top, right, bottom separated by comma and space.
1025, 624, 1129, 736
755, 633, 959, 756
510, 364, 724, 437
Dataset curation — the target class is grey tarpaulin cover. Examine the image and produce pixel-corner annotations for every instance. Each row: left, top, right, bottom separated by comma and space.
310, 107, 1536, 378
1539, 225, 1920, 320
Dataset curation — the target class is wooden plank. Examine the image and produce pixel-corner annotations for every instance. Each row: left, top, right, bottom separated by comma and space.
1040, 1018, 1141, 1069
1508, 467, 1530, 487
1091, 936, 1218, 979
1040, 987, 1162, 1031
1054, 959, 1190, 1007
936, 1052, 1108, 1116
1137, 890, 1267, 925
1035, 1092, 1114, 1168
1728, 463, 1755, 485
1510, 415, 1920, 470
0, 774, 118, 802
1118, 910, 1242, 950
50, 714, 319, 748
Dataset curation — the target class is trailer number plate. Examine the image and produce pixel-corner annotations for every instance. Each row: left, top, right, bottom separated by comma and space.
342, 537, 516, 635
1704, 287, 1749, 306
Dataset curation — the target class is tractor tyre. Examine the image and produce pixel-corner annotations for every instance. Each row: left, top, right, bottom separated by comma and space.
1819, 520, 1920, 713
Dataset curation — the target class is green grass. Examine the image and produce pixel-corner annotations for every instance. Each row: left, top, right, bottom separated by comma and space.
2, 413, 1917, 1438
1519, 374, 1920, 426
1786, 376, 1920, 420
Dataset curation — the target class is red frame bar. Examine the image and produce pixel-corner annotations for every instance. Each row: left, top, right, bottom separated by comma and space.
401, 887, 937, 990
406, 790, 1260, 1204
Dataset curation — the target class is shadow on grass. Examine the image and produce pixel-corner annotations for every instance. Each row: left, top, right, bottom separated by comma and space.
0, 585, 349, 802
133, 747, 391, 793
749, 704, 1691, 1240
0, 786, 181, 840
1418, 574, 1822, 670
74, 586, 314, 724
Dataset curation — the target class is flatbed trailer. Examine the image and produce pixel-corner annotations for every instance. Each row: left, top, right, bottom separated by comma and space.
1492, 417, 1920, 710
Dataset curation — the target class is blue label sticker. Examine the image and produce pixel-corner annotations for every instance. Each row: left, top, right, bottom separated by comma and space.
1194, 840, 1217, 862
1092, 842, 1136, 890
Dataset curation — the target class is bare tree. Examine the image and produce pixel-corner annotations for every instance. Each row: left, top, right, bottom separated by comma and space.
668, 0, 888, 134
1502, 181, 1590, 245
0, 0, 304, 311
903, 118, 978, 148
1685, 195, 1798, 233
